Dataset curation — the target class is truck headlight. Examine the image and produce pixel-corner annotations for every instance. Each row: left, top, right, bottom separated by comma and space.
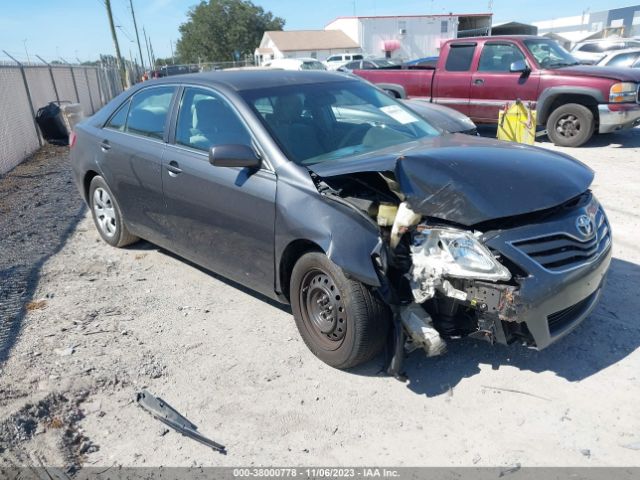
413, 227, 511, 281
610, 82, 638, 103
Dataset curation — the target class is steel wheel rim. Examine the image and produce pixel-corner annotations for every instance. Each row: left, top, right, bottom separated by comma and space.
299, 268, 347, 350
93, 187, 117, 238
556, 114, 581, 138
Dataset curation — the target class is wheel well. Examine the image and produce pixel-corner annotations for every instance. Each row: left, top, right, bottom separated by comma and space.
384, 89, 401, 99
543, 95, 599, 125
279, 239, 324, 301
83, 170, 99, 203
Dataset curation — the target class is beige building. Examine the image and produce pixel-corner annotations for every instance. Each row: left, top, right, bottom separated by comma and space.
254, 30, 361, 65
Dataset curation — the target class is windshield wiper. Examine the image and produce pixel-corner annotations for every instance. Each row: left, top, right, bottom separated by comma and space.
548, 61, 580, 68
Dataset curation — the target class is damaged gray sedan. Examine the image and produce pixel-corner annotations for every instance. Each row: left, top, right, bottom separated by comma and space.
70, 71, 612, 372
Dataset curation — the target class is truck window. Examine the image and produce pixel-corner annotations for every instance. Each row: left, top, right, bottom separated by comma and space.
445, 44, 476, 72
478, 44, 526, 72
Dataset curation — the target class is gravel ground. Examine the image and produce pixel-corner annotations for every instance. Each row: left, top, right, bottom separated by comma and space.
0, 131, 639, 471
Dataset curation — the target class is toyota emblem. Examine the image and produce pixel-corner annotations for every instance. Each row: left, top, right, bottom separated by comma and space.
576, 214, 594, 238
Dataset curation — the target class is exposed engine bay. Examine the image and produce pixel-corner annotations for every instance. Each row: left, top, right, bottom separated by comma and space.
312, 169, 532, 365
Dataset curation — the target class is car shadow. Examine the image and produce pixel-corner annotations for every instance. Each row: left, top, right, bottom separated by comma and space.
0, 147, 86, 364
477, 124, 640, 148
351, 257, 640, 397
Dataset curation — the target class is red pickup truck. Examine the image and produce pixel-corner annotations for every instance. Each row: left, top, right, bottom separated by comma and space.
355, 35, 640, 147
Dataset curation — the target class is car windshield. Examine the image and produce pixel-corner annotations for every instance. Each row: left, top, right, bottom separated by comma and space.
241, 80, 440, 165
301, 60, 326, 70
524, 39, 580, 68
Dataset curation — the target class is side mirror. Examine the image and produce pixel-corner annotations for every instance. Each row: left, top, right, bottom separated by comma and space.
510, 60, 529, 73
209, 144, 261, 169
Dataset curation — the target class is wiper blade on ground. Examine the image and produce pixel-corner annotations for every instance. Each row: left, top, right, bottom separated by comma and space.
136, 389, 227, 454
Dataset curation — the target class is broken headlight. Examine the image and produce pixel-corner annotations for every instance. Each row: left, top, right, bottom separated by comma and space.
413, 227, 511, 282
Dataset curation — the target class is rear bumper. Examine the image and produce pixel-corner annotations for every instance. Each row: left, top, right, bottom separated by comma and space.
598, 103, 640, 134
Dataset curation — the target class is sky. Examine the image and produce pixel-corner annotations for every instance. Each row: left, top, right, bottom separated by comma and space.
0, 0, 634, 64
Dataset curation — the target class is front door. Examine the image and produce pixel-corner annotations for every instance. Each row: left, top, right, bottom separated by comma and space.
161, 86, 277, 297
469, 42, 540, 122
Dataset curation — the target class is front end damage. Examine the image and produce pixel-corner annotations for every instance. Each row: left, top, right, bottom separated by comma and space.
309, 148, 611, 377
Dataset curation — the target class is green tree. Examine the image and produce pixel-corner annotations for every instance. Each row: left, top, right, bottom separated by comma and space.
176, 0, 285, 63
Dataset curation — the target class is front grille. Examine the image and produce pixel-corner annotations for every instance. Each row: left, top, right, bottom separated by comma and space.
511, 208, 611, 272
547, 291, 597, 334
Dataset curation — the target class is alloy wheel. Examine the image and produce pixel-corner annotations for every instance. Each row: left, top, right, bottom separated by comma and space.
92, 187, 117, 238
556, 114, 581, 138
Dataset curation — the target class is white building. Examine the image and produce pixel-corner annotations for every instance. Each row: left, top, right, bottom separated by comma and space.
254, 30, 361, 65
325, 13, 492, 60
533, 5, 640, 45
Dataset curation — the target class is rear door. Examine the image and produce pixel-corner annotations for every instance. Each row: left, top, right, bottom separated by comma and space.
469, 41, 539, 122
97, 85, 176, 240
432, 42, 476, 115
161, 86, 277, 296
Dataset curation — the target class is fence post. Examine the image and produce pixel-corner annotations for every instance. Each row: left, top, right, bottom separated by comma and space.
94, 68, 104, 108
36, 54, 60, 104
69, 64, 80, 103
81, 67, 96, 113
3, 50, 43, 147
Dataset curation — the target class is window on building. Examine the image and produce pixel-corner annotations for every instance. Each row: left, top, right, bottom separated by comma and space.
441, 20, 448, 33
478, 43, 526, 72
125, 86, 175, 139
445, 44, 475, 71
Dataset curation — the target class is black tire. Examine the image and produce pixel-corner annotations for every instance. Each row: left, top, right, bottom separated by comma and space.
89, 176, 138, 248
546, 103, 594, 147
290, 252, 390, 369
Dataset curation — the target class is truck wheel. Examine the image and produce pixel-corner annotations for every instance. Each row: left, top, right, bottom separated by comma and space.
89, 176, 138, 248
290, 252, 390, 369
546, 103, 594, 147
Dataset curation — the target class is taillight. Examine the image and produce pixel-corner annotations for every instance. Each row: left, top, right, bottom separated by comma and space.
69, 131, 77, 148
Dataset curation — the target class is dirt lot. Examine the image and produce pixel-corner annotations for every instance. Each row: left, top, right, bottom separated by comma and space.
1, 130, 639, 471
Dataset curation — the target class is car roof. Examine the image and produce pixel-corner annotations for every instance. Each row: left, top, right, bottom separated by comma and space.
142, 70, 354, 92
577, 38, 640, 45
447, 35, 548, 43
603, 47, 640, 56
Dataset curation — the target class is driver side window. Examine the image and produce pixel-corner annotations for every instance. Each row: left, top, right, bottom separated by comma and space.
478, 44, 525, 72
175, 87, 252, 152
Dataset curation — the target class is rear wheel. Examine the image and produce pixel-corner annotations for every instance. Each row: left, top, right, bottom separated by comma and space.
290, 252, 389, 369
89, 176, 138, 247
546, 103, 594, 147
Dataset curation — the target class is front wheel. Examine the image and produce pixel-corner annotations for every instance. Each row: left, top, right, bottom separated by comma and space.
290, 252, 390, 369
546, 103, 595, 147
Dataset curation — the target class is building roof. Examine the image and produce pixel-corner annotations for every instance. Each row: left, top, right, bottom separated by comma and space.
326, 13, 492, 26
255, 47, 274, 54
263, 30, 360, 51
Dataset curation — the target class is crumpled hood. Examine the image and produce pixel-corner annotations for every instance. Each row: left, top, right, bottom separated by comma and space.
547, 65, 640, 82
308, 134, 594, 226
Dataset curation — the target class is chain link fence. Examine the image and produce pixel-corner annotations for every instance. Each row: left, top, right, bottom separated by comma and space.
0, 60, 124, 174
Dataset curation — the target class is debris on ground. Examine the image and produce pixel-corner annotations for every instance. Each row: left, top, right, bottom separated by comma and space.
136, 390, 226, 454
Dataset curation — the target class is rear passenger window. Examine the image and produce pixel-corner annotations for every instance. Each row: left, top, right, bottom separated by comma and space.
125, 86, 175, 140
445, 44, 476, 71
105, 100, 130, 131
175, 87, 252, 152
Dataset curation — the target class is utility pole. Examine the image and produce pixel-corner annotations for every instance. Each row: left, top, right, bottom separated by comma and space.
143, 26, 153, 69
149, 38, 156, 66
170, 40, 175, 64
129, 0, 145, 71
104, 0, 128, 88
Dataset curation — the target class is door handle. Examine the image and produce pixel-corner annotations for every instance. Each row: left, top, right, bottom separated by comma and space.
167, 161, 182, 176
99, 140, 111, 151
473, 78, 484, 86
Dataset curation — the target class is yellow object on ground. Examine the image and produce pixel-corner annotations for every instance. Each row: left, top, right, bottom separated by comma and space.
497, 100, 537, 145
